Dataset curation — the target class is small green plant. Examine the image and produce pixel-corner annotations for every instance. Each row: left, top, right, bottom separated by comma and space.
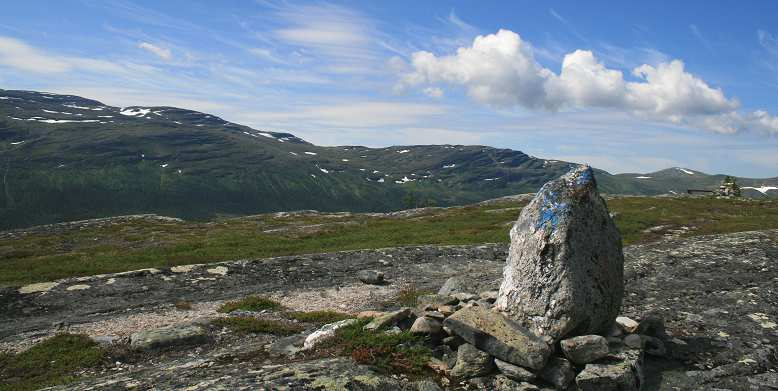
0, 333, 106, 391
285, 310, 351, 325
211, 317, 303, 336
389, 285, 435, 307
317, 319, 432, 376
218, 295, 282, 313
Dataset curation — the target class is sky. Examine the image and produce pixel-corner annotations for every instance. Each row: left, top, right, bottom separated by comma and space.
1, 1, 777, 177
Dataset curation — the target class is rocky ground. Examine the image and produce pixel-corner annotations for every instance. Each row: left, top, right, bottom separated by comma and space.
1, 230, 777, 390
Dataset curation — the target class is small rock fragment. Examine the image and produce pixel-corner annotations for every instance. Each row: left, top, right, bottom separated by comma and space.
363, 308, 411, 331
623, 334, 643, 349
410, 317, 443, 335
438, 276, 474, 296
130, 324, 207, 351
479, 290, 499, 302
415, 379, 443, 391
538, 357, 575, 390
616, 316, 639, 333
357, 310, 384, 319
576, 350, 643, 391
493, 376, 540, 391
560, 335, 610, 365
357, 270, 384, 285
495, 359, 536, 382
304, 319, 357, 350
450, 343, 496, 379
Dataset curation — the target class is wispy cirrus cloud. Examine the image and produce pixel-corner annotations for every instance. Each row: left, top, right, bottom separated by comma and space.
138, 42, 172, 60
689, 24, 713, 52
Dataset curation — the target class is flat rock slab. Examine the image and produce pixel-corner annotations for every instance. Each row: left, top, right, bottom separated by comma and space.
129, 324, 207, 350
0, 244, 506, 339
443, 306, 551, 370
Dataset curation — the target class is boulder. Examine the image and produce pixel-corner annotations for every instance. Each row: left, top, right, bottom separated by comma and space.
493, 375, 541, 391
576, 349, 643, 391
416, 294, 458, 309
495, 359, 536, 382
357, 270, 384, 285
442, 306, 551, 370
130, 323, 207, 350
538, 357, 575, 390
438, 276, 474, 296
303, 318, 358, 350
450, 343, 496, 379
496, 165, 624, 342
560, 335, 610, 365
410, 316, 443, 335
363, 308, 412, 331
615, 317, 639, 333
270, 333, 306, 356
414, 380, 443, 391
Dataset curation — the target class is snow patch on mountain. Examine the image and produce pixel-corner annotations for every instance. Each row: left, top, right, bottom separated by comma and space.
742, 186, 778, 194
120, 108, 151, 117
676, 168, 695, 175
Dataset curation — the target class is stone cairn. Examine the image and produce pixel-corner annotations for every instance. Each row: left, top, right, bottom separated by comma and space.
308, 165, 664, 390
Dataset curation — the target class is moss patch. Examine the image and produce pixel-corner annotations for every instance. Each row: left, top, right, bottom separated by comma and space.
313, 319, 432, 377
285, 310, 352, 325
218, 296, 283, 313
211, 317, 303, 336
0, 333, 106, 391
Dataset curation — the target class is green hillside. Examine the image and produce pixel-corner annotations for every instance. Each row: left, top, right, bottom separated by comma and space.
1, 89, 775, 230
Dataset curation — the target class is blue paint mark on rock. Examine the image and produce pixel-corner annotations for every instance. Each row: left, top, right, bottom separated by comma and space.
535, 191, 568, 232
575, 166, 593, 187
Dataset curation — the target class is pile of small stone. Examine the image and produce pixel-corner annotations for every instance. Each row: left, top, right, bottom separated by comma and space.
303, 280, 664, 390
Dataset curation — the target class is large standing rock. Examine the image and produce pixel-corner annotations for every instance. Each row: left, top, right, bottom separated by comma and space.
495, 165, 624, 342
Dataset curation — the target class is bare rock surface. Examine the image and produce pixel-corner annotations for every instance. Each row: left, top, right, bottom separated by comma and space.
1, 229, 777, 389
496, 165, 625, 342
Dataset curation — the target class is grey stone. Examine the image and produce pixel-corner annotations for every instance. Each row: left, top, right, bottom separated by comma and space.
453, 292, 479, 302
495, 359, 536, 382
576, 349, 643, 391
90, 335, 119, 346
615, 316, 639, 333
363, 308, 411, 331
450, 343, 496, 379
560, 335, 610, 364
496, 165, 624, 342
415, 379, 443, 391
538, 357, 575, 390
641, 335, 667, 357
493, 376, 541, 391
479, 290, 499, 302
416, 294, 458, 309
623, 334, 643, 349
357, 269, 384, 285
442, 306, 551, 370
269, 333, 306, 356
130, 323, 207, 350
303, 318, 357, 350
410, 316, 442, 335
438, 276, 475, 296
423, 311, 446, 321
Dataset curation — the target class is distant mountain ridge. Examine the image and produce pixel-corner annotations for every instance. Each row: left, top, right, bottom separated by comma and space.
1, 89, 775, 229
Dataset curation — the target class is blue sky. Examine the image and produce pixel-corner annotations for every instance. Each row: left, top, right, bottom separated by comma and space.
1, 1, 777, 177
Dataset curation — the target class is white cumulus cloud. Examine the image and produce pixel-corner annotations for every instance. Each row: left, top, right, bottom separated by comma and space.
139, 42, 172, 61
398, 29, 778, 134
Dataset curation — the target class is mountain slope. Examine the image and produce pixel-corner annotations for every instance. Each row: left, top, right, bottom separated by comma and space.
1, 89, 775, 229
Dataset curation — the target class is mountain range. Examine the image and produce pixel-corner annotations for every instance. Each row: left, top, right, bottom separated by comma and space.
1, 89, 776, 230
